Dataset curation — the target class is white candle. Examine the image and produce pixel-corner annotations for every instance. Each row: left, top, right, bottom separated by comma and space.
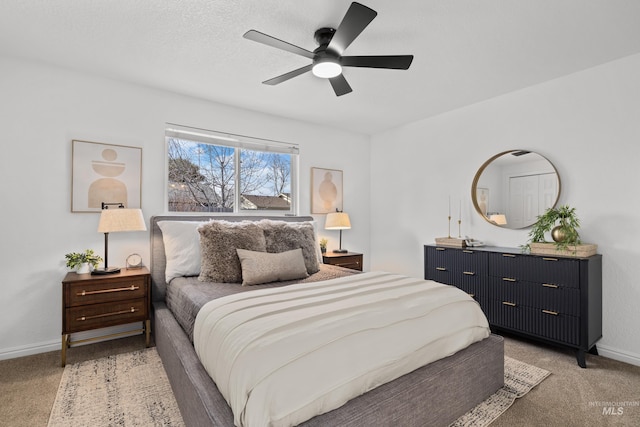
459, 200, 462, 221
448, 196, 451, 217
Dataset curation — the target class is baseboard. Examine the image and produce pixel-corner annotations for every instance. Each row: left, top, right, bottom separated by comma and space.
0, 338, 61, 361
597, 344, 640, 367
0, 322, 144, 361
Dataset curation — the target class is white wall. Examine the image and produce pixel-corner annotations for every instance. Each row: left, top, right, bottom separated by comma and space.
370, 53, 640, 366
4, 51, 640, 367
0, 56, 370, 359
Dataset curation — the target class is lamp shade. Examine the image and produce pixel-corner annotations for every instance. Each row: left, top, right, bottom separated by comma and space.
489, 214, 507, 225
98, 208, 147, 233
325, 212, 351, 230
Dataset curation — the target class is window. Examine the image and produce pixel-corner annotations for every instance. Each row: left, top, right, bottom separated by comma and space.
165, 125, 298, 214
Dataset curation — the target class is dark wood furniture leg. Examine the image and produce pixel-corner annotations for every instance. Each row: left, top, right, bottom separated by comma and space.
145, 319, 151, 347
61, 334, 69, 367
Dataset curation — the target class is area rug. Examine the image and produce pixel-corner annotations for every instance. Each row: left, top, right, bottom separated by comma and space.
48, 349, 548, 427
48, 348, 184, 427
451, 356, 551, 426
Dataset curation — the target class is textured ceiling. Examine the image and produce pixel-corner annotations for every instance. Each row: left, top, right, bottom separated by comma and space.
2, 0, 640, 135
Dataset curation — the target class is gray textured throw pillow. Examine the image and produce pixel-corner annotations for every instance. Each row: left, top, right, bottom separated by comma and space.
236, 248, 308, 286
257, 219, 321, 274
198, 220, 267, 283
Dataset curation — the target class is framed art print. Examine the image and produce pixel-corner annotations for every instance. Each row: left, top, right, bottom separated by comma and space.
311, 167, 343, 214
71, 140, 142, 212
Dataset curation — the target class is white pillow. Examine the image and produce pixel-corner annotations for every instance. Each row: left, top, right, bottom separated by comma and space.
236, 248, 309, 286
158, 221, 205, 283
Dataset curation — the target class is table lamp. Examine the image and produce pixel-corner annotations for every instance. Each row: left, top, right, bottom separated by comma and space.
93, 203, 147, 275
325, 210, 351, 253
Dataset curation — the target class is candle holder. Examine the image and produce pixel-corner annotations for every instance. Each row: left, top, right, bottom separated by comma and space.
436, 198, 466, 247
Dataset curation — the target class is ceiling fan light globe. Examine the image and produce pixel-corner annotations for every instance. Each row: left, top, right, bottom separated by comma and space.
312, 61, 342, 78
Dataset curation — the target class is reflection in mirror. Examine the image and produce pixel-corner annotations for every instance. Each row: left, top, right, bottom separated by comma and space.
471, 150, 560, 229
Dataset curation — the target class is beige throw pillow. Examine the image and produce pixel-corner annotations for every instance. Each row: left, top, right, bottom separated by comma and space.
198, 220, 266, 283
236, 248, 309, 286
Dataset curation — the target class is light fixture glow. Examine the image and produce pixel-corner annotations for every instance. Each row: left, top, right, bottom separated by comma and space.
312, 61, 342, 78
489, 214, 507, 225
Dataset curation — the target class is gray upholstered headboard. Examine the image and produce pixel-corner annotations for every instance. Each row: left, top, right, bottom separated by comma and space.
149, 215, 315, 302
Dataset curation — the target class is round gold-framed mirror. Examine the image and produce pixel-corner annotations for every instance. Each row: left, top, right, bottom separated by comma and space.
471, 150, 561, 229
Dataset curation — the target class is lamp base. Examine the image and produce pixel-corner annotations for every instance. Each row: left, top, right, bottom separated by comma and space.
91, 267, 121, 275
332, 249, 348, 254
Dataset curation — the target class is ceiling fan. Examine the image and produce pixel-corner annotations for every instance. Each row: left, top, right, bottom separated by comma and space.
243, 2, 414, 96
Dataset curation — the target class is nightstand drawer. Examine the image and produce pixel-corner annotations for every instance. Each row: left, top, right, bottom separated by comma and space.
323, 253, 363, 271
330, 256, 362, 270
67, 277, 147, 307
65, 298, 147, 333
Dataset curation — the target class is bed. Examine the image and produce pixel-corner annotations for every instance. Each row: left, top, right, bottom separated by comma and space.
150, 215, 504, 427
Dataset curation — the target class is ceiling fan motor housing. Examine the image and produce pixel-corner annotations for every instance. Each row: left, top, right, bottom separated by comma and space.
312, 28, 342, 77
314, 27, 337, 49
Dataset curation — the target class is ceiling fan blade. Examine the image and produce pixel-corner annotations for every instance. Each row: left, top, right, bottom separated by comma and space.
341, 55, 414, 69
327, 2, 377, 54
244, 30, 315, 59
329, 74, 353, 96
263, 64, 313, 85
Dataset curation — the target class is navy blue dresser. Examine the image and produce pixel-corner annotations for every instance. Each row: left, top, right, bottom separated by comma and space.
425, 244, 602, 368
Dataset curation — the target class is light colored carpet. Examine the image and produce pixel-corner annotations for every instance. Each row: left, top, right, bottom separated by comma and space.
47, 348, 549, 427
48, 348, 183, 427
452, 356, 550, 426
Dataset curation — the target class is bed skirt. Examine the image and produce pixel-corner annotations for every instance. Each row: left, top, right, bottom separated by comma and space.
153, 301, 504, 427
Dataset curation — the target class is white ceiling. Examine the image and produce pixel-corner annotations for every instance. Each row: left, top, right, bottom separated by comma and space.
2, 1, 640, 135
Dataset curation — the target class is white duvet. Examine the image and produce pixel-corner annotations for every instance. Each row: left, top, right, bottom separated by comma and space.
194, 271, 490, 427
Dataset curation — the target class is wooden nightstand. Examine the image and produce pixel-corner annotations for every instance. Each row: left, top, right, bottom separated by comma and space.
61, 267, 151, 366
322, 252, 363, 271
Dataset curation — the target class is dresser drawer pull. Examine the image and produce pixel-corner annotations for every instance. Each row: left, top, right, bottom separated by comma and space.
542, 309, 559, 316
542, 257, 559, 262
542, 283, 559, 288
502, 277, 516, 282
463, 271, 475, 276
436, 267, 447, 271
78, 285, 139, 296
436, 247, 446, 251
462, 250, 474, 254
468, 293, 475, 298
77, 307, 138, 321
502, 254, 516, 258
502, 301, 517, 307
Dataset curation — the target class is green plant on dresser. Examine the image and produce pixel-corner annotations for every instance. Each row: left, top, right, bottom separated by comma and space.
524, 205, 581, 252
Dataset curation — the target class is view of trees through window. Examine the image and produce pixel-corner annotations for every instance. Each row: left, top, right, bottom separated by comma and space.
167, 137, 293, 212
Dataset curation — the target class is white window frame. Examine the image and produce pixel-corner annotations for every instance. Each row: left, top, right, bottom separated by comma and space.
165, 124, 299, 215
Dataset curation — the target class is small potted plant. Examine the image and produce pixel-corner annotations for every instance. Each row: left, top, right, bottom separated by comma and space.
65, 249, 103, 274
524, 205, 589, 255
319, 238, 328, 253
